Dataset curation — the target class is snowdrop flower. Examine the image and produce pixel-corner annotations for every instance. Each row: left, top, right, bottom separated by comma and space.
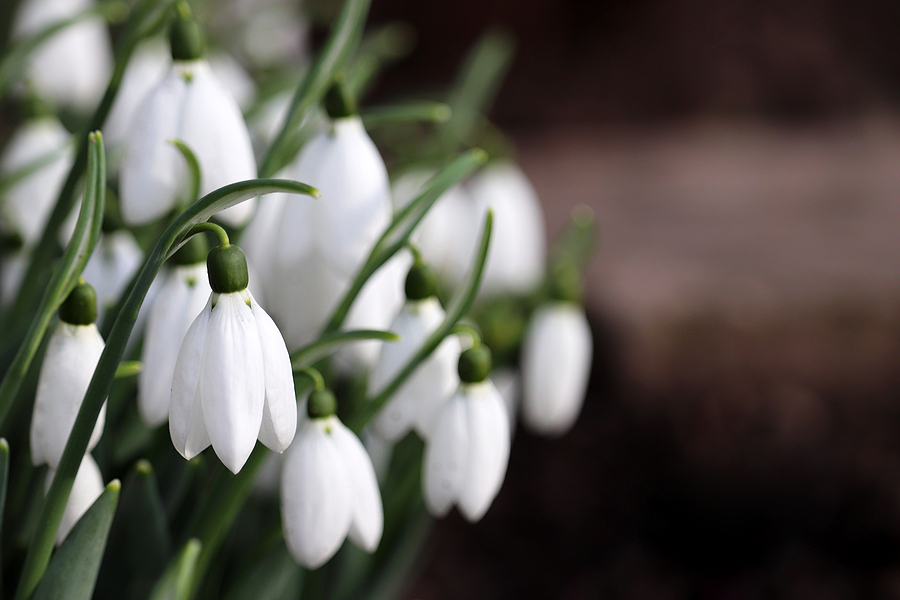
139, 236, 211, 427
31, 281, 106, 468
119, 12, 257, 227
521, 302, 592, 436
169, 242, 295, 473
281, 389, 383, 568
0, 116, 74, 245
244, 82, 392, 348
423, 345, 510, 522
369, 261, 460, 441
12, 0, 113, 112
466, 160, 546, 297
391, 170, 474, 286
47, 453, 103, 544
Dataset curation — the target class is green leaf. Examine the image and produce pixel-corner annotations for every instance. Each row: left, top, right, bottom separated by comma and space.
347, 210, 493, 432
360, 102, 451, 129
148, 540, 201, 600
290, 329, 399, 368
323, 149, 487, 335
31, 480, 121, 600
0, 132, 105, 432
96, 461, 171, 600
0, 438, 9, 594
222, 543, 303, 600
114, 360, 142, 379
170, 140, 202, 207
344, 22, 416, 98
259, 0, 372, 177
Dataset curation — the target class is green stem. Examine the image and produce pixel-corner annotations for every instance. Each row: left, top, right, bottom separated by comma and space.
450, 322, 481, 348
360, 102, 451, 129
295, 366, 325, 391
12, 178, 316, 600
186, 223, 230, 249
258, 0, 371, 178
347, 210, 493, 432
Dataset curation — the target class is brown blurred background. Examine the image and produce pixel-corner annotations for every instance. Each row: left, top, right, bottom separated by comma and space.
360, 1, 900, 598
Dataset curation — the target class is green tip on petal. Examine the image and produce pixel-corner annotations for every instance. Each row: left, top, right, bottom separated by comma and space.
307, 389, 337, 419
59, 280, 98, 325
206, 245, 249, 294
404, 261, 438, 301
458, 345, 492, 384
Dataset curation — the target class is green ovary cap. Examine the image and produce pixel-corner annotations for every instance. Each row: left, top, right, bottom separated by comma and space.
404, 261, 438, 301
324, 79, 356, 120
206, 245, 249, 294
307, 389, 337, 419
458, 345, 492, 384
169, 7, 206, 61
59, 281, 97, 325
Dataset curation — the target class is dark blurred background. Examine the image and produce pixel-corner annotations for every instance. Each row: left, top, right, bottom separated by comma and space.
359, 1, 900, 598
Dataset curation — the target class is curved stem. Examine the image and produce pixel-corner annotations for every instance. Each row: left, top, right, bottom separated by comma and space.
450, 322, 481, 349
185, 222, 230, 249
295, 366, 325, 391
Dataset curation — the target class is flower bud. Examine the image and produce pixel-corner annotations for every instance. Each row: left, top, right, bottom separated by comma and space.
207, 245, 249, 294
458, 346, 491, 384
324, 79, 356, 120
59, 281, 97, 326
170, 8, 206, 61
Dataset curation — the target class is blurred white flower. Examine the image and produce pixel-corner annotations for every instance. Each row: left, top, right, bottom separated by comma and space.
169, 245, 295, 473
466, 160, 546, 297
47, 453, 104, 544
521, 302, 592, 436
119, 60, 257, 227
281, 403, 383, 568
207, 51, 257, 111
139, 262, 210, 427
81, 230, 143, 321
0, 117, 74, 245
369, 297, 460, 441
13, 0, 113, 112
423, 379, 510, 522
31, 320, 106, 468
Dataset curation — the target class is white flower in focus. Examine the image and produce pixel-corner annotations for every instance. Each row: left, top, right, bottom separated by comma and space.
281, 391, 383, 568
423, 380, 510, 522
31, 283, 106, 468
0, 117, 74, 245
47, 453, 104, 544
169, 245, 295, 474
139, 261, 211, 427
369, 296, 460, 442
13, 0, 113, 112
119, 60, 257, 227
466, 160, 546, 297
521, 302, 592, 436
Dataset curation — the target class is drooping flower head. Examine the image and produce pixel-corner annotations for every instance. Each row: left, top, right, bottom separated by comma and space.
423, 344, 510, 522
369, 260, 460, 441
31, 281, 106, 468
119, 8, 257, 227
169, 241, 296, 473
281, 388, 383, 568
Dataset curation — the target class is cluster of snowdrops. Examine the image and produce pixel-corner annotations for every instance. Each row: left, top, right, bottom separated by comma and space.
0, 0, 593, 597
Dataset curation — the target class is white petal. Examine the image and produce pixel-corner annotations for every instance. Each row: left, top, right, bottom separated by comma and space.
169, 297, 212, 459
104, 39, 169, 153
50, 453, 104, 544
521, 303, 593, 436
81, 230, 144, 320
139, 264, 210, 426
330, 420, 383, 552
180, 61, 257, 226
422, 392, 468, 517
201, 292, 265, 473
458, 381, 510, 522
31, 323, 106, 468
281, 419, 353, 568
467, 161, 546, 297
250, 294, 297, 453
119, 67, 188, 226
